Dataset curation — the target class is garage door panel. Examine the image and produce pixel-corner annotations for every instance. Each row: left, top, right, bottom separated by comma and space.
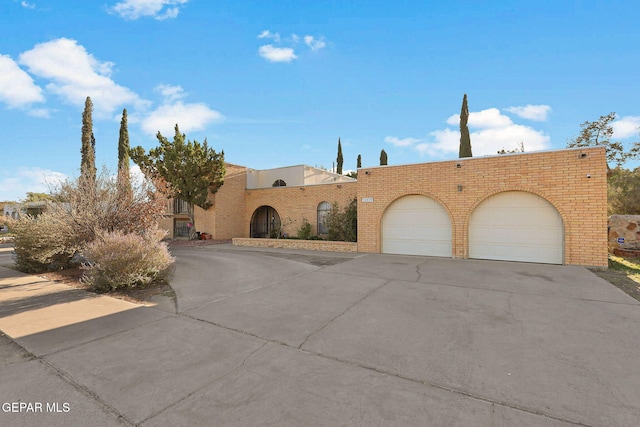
382, 195, 452, 257
469, 192, 563, 264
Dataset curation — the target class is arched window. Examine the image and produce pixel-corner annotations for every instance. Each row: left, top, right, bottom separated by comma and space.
317, 201, 331, 234
272, 179, 287, 187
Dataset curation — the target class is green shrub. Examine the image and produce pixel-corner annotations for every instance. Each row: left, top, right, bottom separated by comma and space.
325, 198, 357, 242
82, 227, 174, 291
297, 218, 312, 240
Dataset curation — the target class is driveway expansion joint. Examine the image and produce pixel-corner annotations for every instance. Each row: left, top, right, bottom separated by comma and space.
37, 357, 135, 427
178, 301, 591, 427
297, 279, 392, 350
303, 349, 593, 427
138, 341, 271, 425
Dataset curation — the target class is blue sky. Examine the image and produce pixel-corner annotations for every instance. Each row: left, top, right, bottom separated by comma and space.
1, 0, 639, 201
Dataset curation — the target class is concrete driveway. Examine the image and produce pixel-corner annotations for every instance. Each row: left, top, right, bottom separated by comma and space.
1, 244, 639, 426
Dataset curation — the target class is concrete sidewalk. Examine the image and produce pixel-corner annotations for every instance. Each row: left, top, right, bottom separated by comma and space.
1, 246, 639, 426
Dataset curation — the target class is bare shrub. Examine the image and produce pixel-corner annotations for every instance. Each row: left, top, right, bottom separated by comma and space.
50, 168, 167, 244
82, 226, 174, 291
12, 168, 167, 273
12, 212, 78, 272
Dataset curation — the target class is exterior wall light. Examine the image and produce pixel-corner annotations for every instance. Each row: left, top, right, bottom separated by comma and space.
456, 162, 461, 168
457, 184, 463, 192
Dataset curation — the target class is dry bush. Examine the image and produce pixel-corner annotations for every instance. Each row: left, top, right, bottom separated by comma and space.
82, 226, 174, 291
50, 168, 167, 243
12, 168, 168, 273
12, 212, 79, 272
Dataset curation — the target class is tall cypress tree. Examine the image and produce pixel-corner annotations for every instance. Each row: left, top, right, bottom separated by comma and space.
357, 154, 362, 169
117, 108, 132, 200
336, 138, 344, 175
380, 149, 388, 166
459, 93, 472, 158
80, 96, 96, 187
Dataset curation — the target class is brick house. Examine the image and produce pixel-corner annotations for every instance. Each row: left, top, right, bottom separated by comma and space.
160, 146, 608, 267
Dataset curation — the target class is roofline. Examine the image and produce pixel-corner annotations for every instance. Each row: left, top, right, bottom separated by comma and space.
358, 146, 606, 171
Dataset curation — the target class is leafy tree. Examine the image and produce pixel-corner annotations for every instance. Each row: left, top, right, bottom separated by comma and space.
80, 96, 97, 189
567, 112, 639, 167
459, 93, 472, 158
117, 108, 132, 201
130, 124, 226, 235
336, 138, 344, 175
380, 149, 388, 166
23, 192, 55, 203
607, 167, 640, 215
357, 154, 362, 168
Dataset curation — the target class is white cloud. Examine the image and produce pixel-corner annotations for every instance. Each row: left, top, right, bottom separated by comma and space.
21, 1, 36, 9
18, 38, 147, 117
28, 108, 51, 118
257, 31, 327, 62
415, 129, 458, 157
0, 54, 44, 108
110, 0, 189, 20
410, 107, 551, 158
257, 30, 281, 42
304, 35, 326, 51
417, 123, 549, 158
385, 136, 422, 147
141, 101, 224, 136
505, 104, 552, 121
0, 167, 68, 202
155, 83, 185, 102
612, 115, 640, 139
258, 45, 297, 63
447, 108, 513, 129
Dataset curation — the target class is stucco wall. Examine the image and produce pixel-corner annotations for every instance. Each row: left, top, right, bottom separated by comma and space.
357, 147, 608, 267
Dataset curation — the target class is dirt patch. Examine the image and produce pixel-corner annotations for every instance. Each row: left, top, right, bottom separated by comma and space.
591, 269, 640, 302
39, 268, 175, 306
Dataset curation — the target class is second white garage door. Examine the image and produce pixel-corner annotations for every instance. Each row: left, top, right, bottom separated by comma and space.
469, 191, 563, 264
382, 195, 452, 257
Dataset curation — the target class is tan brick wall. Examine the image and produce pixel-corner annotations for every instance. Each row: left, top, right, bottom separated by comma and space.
357, 147, 608, 267
245, 182, 358, 237
232, 238, 357, 252
185, 164, 247, 239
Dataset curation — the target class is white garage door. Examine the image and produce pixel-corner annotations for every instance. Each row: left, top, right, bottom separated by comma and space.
469, 192, 563, 264
382, 195, 452, 257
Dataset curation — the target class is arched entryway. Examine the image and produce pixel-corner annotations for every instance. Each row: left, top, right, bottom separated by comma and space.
250, 206, 281, 238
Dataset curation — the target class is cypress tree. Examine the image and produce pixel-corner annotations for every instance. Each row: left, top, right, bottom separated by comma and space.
117, 108, 132, 200
380, 149, 388, 166
80, 96, 96, 187
357, 154, 362, 169
459, 93, 472, 158
336, 138, 344, 175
